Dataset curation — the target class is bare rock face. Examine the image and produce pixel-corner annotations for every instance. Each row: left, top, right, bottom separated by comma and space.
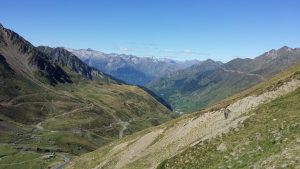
0, 25, 72, 85
37, 46, 116, 83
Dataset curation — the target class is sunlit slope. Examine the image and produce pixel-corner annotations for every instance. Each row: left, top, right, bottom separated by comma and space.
158, 80, 300, 169
0, 24, 173, 169
66, 62, 300, 169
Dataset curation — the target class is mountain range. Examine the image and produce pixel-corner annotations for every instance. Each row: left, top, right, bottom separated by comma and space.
147, 46, 300, 113
66, 48, 200, 85
67, 45, 300, 114
66, 52, 300, 169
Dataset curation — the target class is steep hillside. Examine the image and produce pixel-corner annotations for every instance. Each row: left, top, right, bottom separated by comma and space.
37, 46, 118, 83
225, 46, 300, 77
0, 24, 173, 169
159, 83, 300, 169
66, 48, 200, 85
0, 23, 71, 86
147, 47, 300, 113
37, 46, 173, 111
66, 61, 300, 169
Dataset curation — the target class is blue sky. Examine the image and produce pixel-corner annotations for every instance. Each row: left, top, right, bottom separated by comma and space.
1, 0, 300, 62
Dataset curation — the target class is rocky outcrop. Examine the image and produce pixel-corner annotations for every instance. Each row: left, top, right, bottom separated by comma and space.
0, 24, 71, 85
38, 46, 111, 82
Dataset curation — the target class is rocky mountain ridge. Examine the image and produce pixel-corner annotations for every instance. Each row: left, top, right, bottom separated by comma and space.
147, 46, 300, 113
66, 48, 201, 85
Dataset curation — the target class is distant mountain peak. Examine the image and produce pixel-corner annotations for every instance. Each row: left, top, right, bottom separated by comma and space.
205, 58, 214, 62
37, 46, 121, 83
264, 49, 277, 58
67, 47, 201, 85
260, 46, 294, 60
186, 59, 222, 72
278, 46, 293, 52
203, 58, 220, 64
279, 46, 291, 50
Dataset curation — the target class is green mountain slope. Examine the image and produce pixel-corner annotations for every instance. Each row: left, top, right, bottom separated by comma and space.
158, 84, 300, 169
0, 24, 173, 169
146, 47, 300, 113
66, 61, 300, 169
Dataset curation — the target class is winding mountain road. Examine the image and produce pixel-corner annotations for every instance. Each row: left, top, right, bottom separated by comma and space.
52, 154, 70, 169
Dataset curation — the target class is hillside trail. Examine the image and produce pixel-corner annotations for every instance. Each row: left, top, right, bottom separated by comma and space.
104, 117, 160, 139
0, 91, 80, 108
221, 67, 266, 80
35, 104, 94, 131
91, 78, 300, 169
0, 93, 41, 106
1, 48, 78, 105
52, 103, 94, 118
0, 155, 42, 166
0, 75, 78, 108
